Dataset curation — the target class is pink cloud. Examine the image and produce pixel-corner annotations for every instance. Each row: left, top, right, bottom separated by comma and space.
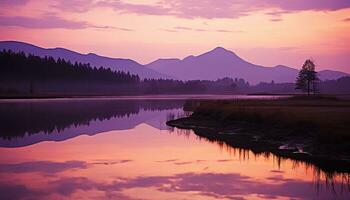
0, 14, 88, 29
91, 25, 133, 31
2, 0, 350, 20
0, 13, 133, 30
39, 0, 350, 19
172, 26, 234, 33
96, 0, 171, 15
99, 0, 350, 19
173, 26, 192, 31
162, 0, 350, 18
216, 29, 234, 33
0, 0, 30, 6
262, 0, 350, 11
270, 18, 283, 22
51, 0, 95, 13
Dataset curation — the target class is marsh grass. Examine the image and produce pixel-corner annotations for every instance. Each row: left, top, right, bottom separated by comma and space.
167, 96, 350, 181
192, 96, 350, 145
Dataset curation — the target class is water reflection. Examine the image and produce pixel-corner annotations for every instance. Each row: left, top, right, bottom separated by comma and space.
1, 170, 347, 200
0, 97, 348, 200
175, 127, 350, 190
0, 99, 186, 147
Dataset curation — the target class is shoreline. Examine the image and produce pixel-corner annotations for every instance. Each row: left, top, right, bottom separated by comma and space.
167, 97, 350, 174
0, 94, 289, 101
1, 93, 350, 100
167, 116, 350, 174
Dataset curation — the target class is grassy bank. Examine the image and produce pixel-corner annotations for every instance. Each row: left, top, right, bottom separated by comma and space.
194, 96, 350, 144
167, 96, 350, 165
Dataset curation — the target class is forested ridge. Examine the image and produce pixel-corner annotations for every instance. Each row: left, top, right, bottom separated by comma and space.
0, 50, 349, 96
0, 50, 140, 83
0, 50, 248, 96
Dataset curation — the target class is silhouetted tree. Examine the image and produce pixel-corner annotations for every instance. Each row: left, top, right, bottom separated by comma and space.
295, 59, 318, 96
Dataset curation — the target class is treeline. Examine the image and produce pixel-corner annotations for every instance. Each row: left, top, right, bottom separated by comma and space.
0, 50, 140, 83
142, 77, 249, 94
249, 77, 350, 94
0, 50, 349, 96
0, 99, 185, 139
0, 50, 249, 96
318, 77, 350, 94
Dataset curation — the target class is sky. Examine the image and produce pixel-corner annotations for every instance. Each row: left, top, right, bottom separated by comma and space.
0, 0, 349, 72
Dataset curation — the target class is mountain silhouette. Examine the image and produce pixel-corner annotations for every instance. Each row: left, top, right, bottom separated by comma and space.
147, 47, 348, 84
317, 70, 349, 80
1, 41, 347, 84
0, 41, 171, 79
0, 99, 185, 147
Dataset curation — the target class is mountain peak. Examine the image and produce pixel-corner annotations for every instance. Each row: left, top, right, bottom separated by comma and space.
213, 46, 225, 50
197, 46, 240, 61
211, 46, 229, 53
274, 65, 289, 69
207, 46, 238, 57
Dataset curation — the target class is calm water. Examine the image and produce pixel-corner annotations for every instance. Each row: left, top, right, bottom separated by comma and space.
0, 96, 349, 200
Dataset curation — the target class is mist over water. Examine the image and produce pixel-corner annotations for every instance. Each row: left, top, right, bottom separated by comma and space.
0, 96, 348, 200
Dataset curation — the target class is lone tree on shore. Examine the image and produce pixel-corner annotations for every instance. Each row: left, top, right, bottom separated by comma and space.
295, 59, 318, 96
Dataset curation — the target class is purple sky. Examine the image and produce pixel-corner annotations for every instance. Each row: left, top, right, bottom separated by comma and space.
0, 0, 349, 72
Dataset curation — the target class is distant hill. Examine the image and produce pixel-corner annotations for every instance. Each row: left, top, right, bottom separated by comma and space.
0, 41, 170, 79
1, 41, 347, 84
0, 50, 250, 96
147, 47, 349, 84
318, 70, 349, 81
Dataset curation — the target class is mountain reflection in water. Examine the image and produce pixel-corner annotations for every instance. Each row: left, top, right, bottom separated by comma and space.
0, 97, 348, 200
0, 99, 186, 147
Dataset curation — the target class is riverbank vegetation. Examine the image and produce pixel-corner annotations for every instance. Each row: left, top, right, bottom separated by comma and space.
167, 96, 350, 164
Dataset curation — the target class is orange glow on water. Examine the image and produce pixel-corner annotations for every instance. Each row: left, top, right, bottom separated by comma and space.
0, 122, 347, 200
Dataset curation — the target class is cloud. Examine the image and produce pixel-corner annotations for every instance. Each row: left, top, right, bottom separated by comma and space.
96, 0, 350, 19
0, 13, 133, 30
96, 0, 171, 16
161, 29, 177, 32
0, 160, 88, 173
3, 0, 350, 20
266, 175, 297, 182
174, 161, 193, 165
50, 177, 95, 196
90, 159, 133, 165
0, 0, 30, 7
91, 25, 134, 31
101, 0, 249, 19
51, 0, 95, 13
216, 29, 233, 33
0, 14, 89, 29
265, 10, 291, 17
270, 169, 284, 173
262, 0, 350, 11
173, 26, 192, 30
156, 159, 179, 162
0, 182, 41, 200
270, 18, 283, 22
52, 172, 349, 199
216, 159, 234, 162
194, 29, 207, 32
171, 26, 234, 33
0, 172, 347, 199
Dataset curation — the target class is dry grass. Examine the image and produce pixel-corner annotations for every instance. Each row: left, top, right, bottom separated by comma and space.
192, 96, 350, 144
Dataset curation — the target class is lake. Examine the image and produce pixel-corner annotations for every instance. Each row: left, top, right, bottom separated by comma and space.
0, 96, 348, 200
